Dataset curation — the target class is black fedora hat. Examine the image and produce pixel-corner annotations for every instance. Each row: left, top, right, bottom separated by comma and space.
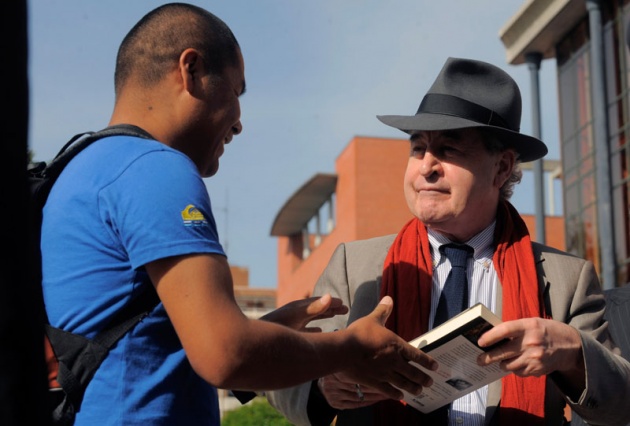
377, 57, 548, 162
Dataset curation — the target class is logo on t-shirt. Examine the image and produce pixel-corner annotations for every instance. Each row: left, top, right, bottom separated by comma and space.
181, 204, 208, 227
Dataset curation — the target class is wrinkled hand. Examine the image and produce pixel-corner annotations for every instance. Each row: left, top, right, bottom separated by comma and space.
318, 372, 389, 410
259, 294, 348, 332
341, 296, 437, 401
477, 318, 584, 380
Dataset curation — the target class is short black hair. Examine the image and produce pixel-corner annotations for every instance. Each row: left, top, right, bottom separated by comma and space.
114, 3, 240, 95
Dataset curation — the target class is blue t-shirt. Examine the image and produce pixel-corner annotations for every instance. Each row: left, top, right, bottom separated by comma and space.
42, 135, 225, 425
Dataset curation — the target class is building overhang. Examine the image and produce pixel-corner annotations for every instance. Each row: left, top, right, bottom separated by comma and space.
270, 173, 338, 237
499, 0, 586, 65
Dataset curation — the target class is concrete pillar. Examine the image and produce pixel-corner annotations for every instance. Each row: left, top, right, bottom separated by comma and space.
586, 0, 616, 289
525, 51, 546, 244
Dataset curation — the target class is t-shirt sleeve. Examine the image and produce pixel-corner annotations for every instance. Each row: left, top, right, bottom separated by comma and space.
98, 149, 225, 269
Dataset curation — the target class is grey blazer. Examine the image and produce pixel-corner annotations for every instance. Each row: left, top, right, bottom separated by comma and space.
267, 235, 630, 426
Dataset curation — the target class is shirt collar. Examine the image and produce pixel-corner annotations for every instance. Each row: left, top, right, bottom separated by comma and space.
427, 222, 496, 268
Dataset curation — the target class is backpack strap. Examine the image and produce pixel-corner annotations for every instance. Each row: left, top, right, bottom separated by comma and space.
30, 124, 156, 315
38, 124, 159, 413
93, 282, 160, 348
30, 124, 155, 213
45, 124, 154, 182
46, 284, 160, 411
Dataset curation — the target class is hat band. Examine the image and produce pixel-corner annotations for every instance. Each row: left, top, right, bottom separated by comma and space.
416, 94, 515, 131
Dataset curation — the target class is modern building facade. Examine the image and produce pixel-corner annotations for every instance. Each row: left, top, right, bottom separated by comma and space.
500, 0, 630, 288
272, 136, 565, 306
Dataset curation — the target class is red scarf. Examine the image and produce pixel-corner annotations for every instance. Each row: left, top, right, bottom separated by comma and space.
374, 200, 547, 425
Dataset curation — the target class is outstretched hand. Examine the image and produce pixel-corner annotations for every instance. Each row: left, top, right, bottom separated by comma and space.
259, 294, 348, 332
477, 317, 585, 395
340, 296, 437, 401
317, 372, 389, 410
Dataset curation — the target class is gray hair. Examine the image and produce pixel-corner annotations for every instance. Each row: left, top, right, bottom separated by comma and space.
480, 130, 522, 200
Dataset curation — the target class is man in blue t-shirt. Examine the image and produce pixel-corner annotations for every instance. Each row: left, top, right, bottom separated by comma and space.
41, 4, 438, 425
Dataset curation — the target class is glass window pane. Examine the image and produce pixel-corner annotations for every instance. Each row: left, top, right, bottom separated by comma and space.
580, 154, 593, 176
563, 136, 579, 169
565, 214, 584, 256
613, 182, 630, 284
565, 183, 580, 217
581, 173, 596, 205
577, 54, 592, 128
610, 148, 628, 185
583, 204, 600, 273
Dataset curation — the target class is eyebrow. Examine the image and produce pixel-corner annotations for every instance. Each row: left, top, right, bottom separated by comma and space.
409, 130, 464, 142
441, 129, 462, 139
240, 79, 247, 96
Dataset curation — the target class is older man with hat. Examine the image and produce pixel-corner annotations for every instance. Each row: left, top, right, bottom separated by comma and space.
266, 57, 630, 426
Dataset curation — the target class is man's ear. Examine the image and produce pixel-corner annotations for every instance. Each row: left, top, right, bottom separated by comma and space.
179, 48, 203, 93
494, 150, 516, 188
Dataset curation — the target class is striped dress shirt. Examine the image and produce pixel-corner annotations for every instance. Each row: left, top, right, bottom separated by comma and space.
427, 222, 498, 426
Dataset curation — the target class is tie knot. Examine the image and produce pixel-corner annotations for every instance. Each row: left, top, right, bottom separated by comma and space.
441, 244, 473, 268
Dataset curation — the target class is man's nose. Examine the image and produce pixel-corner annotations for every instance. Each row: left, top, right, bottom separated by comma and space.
419, 151, 441, 177
232, 120, 243, 136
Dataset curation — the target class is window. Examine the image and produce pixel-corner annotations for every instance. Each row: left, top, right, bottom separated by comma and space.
556, 1, 630, 285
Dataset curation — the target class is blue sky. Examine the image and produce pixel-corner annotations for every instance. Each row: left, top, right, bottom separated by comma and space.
28, 1, 560, 289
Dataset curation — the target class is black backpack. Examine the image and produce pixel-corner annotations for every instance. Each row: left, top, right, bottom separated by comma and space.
28, 124, 161, 425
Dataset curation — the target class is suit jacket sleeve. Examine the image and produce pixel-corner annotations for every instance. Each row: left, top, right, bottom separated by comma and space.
538, 244, 630, 425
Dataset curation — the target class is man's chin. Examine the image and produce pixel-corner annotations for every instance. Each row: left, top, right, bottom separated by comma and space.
419, 216, 456, 233
201, 164, 219, 178
413, 208, 453, 226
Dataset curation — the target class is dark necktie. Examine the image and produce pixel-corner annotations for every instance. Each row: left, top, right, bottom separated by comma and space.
429, 243, 473, 425
434, 243, 473, 327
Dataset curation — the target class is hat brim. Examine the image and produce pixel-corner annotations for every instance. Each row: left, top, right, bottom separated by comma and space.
377, 113, 548, 162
